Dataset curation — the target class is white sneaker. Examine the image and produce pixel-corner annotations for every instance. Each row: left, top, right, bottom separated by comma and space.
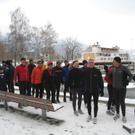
122, 116, 127, 123
110, 106, 115, 113
78, 109, 84, 114
93, 117, 97, 124
106, 110, 114, 115
87, 115, 92, 122
74, 111, 79, 116
113, 113, 120, 121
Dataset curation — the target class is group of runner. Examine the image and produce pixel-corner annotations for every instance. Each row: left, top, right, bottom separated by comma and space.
0, 56, 135, 124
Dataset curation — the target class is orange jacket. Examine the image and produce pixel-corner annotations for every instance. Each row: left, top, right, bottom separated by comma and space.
31, 66, 45, 84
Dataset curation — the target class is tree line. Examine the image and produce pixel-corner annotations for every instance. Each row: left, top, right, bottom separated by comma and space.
0, 8, 83, 66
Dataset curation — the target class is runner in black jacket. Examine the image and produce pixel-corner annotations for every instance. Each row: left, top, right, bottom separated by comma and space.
104, 57, 132, 123
53, 61, 62, 103
41, 61, 57, 103
80, 60, 88, 107
28, 59, 36, 96
5, 60, 15, 93
0, 66, 7, 91
83, 59, 104, 124
67, 60, 84, 116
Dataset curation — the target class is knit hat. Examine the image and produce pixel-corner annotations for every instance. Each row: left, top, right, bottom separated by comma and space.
41, 59, 44, 64
82, 60, 88, 65
2, 60, 6, 63
6, 60, 10, 66
48, 61, 53, 65
21, 57, 26, 61
56, 61, 61, 64
37, 59, 43, 63
73, 61, 79, 67
29, 59, 33, 63
9, 60, 12, 63
64, 60, 69, 63
114, 57, 121, 63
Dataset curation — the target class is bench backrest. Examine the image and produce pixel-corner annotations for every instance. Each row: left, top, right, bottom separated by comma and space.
0, 90, 54, 111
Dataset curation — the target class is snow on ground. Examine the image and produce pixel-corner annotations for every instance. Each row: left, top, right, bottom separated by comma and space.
0, 97, 135, 135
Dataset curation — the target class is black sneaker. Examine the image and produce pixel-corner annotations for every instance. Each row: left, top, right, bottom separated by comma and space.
57, 99, 61, 103
63, 98, 67, 102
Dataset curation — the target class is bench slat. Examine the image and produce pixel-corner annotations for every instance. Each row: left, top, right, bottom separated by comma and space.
24, 99, 53, 108
8, 97, 24, 104
24, 96, 52, 104
6, 92, 23, 98
26, 101, 54, 111
0, 91, 6, 94
0, 95, 6, 100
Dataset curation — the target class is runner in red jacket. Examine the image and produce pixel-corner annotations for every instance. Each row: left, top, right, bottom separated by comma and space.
14, 58, 29, 108
104, 66, 115, 115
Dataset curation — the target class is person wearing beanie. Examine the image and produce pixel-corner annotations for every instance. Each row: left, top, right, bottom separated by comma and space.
80, 60, 88, 108
62, 59, 72, 102
104, 56, 133, 123
83, 59, 104, 124
28, 59, 36, 96
41, 61, 57, 103
31, 59, 45, 98
0, 66, 7, 91
53, 61, 62, 103
2, 60, 6, 69
67, 60, 84, 116
14, 57, 29, 108
5, 60, 15, 93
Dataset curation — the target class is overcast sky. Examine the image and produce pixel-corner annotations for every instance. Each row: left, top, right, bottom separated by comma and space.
0, 0, 135, 50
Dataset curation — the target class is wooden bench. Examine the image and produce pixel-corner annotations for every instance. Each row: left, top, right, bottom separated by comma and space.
0, 90, 64, 120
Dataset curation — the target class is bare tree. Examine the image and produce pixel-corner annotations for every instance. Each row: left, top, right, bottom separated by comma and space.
40, 22, 58, 60
0, 41, 7, 61
0, 32, 8, 61
84, 45, 92, 52
30, 26, 42, 59
63, 37, 82, 60
48, 46, 55, 61
7, 7, 30, 66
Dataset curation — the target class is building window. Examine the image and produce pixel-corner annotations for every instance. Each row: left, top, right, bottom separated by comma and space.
101, 58, 103, 60
108, 58, 110, 60
104, 58, 106, 60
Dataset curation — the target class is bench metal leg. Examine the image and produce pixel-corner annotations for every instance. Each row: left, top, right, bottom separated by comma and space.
4, 100, 8, 111
42, 109, 47, 121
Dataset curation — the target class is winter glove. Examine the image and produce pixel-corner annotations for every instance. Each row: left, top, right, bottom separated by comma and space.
100, 91, 104, 97
133, 75, 135, 81
104, 65, 108, 72
123, 80, 129, 87
15, 82, 19, 86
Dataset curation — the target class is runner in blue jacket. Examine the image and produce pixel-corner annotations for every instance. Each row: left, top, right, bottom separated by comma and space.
62, 60, 72, 102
